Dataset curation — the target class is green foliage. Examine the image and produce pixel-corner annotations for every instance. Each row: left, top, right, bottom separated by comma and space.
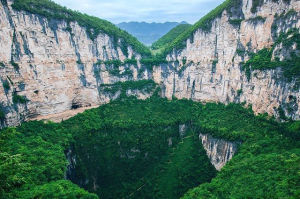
76, 60, 83, 64
275, 8, 296, 20
178, 65, 188, 76
237, 89, 243, 96
161, 0, 242, 56
251, 0, 291, 13
0, 62, 5, 67
1, 96, 299, 198
242, 29, 300, 84
0, 108, 5, 121
182, 57, 187, 65
95, 58, 139, 77
228, 18, 244, 26
25, 180, 98, 199
101, 80, 156, 96
212, 59, 218, 73
10, 60, 19, 71
146, 131, 216, 199
284, 8, 297, 18
0, 124, 96, 199
236, 49, 245, 56
0, 151, 30, 198
95, 60, 102, 65
104, 60, 122, 67
277, 105, 288, 121
247, 16, 266, 23
151, 24, 192, 50
2, 80, 10, 91
124, 58, 137, 65
183, 150, 300, 199
12, 0, 151, 56
12, 93, 27, 104
140, 57, 168, 70
251, 0, 264, 13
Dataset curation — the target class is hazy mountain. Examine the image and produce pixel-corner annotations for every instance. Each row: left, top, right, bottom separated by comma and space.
117, 21, 188, 46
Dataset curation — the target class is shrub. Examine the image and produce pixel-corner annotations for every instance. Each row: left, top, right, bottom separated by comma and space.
124, 59, 137, 65
76, 60, 83, 64
247, 16, 266, 24
212, 59, 218, 73
104, 60, 122, 67
101, 80, 156, 96
237, 89, 243, 96
229, 19, 244, 26
2, 80, 10, 91
10, 60, 19, 71
140, 57, 167, 70
13, 93, 27, 104
0, 108, 5, 121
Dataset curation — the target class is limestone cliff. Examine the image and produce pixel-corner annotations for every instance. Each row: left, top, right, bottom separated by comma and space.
0, 0, 151, 128
199, 133, 239, 170
153, 0, 300, 120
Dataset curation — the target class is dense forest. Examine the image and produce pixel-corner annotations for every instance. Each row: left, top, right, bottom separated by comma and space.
0, 0, 299, 198
151, 24, 192, 51
1, 92, 299, 198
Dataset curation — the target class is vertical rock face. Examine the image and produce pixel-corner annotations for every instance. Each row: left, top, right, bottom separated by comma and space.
0, 0, 150, 128
153, 0, 300, 120
199, 133, 239, 171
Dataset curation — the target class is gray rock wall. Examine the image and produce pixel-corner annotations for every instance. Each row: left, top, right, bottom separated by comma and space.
199, 133, 239, 170
153, 0, 300, 120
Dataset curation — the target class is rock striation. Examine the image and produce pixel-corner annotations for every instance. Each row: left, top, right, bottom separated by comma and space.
199, 133, 239, 170
153, 0, 300, 120
0, 0, 150, 128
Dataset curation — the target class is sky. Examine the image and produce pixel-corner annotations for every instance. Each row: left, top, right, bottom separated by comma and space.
52, 0, 225, 24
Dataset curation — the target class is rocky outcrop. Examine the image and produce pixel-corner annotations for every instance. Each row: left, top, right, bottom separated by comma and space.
153, 0, 300, 120
0, 0, 150, 128
199, 133, 239, 170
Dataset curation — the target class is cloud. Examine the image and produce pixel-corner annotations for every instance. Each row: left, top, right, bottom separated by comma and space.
52, 0, 225, 24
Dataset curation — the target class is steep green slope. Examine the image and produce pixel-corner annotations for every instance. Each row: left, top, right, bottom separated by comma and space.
117, 22, 186, 46
11, 0, 151, 56
1, 93, 299, 198
160, 0, 242, 56
151, 24, 192, 50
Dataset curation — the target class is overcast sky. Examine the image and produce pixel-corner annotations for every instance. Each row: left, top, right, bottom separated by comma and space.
52, 0, 225, 24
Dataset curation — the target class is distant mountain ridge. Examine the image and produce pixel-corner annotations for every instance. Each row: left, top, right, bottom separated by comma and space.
117, 21, 188, 46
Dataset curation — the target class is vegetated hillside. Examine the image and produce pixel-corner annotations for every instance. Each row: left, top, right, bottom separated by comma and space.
160, 0, 242, 56
151, 24, 192, 51
11, 0, 151, 56
0, 92, 299, 198
117, 21, 188, 46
